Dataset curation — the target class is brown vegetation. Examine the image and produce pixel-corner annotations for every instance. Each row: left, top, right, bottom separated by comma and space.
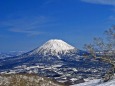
0, 74, 65, 86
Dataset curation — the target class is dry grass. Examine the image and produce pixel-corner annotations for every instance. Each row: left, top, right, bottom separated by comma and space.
0, 74, 65, 86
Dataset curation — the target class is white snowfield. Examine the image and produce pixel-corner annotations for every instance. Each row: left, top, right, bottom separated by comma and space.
72, 78, 115, 86
30, 39, 76, 57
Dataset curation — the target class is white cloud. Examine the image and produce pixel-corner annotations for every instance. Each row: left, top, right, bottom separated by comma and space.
0, 16, 53, 36
81, 0, 115, 6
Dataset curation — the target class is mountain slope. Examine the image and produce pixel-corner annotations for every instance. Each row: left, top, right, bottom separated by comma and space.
29, 39, 77, 58
0, 51, 25, 59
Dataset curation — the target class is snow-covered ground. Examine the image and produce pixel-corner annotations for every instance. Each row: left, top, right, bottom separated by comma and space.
72, 77, 115, 86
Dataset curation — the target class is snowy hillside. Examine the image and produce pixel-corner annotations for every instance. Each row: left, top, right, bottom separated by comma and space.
29, 39, 76, 57
72, 75, 115, 86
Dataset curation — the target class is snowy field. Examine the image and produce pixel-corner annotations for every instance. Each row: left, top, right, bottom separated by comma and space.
71, 78, 115, 86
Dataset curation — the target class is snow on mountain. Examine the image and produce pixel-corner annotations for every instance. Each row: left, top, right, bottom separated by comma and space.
29, 39, 76, 58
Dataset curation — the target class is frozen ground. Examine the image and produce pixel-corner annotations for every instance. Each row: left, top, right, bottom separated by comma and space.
71, 77, 115, 86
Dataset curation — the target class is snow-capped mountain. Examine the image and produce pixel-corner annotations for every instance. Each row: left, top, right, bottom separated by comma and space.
0, 39, 111, 85
0, 39, 78, 69
29, 39, 77, 58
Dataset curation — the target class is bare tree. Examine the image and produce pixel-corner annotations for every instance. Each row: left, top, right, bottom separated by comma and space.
84, 26, 115, 82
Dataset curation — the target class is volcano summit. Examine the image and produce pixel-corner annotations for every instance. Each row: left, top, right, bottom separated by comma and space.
29, 39, 77, 58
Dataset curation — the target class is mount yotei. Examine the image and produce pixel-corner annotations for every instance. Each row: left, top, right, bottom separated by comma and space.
29, 39, 76, 57
0, 39, 78, 69
0, 39, 111, 85
28, 39, 77, 60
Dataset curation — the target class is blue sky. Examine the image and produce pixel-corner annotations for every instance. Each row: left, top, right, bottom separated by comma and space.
0, 0, 115, 51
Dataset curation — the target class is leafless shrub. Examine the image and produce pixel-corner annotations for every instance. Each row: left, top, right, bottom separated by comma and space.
84, 26, 115, 82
